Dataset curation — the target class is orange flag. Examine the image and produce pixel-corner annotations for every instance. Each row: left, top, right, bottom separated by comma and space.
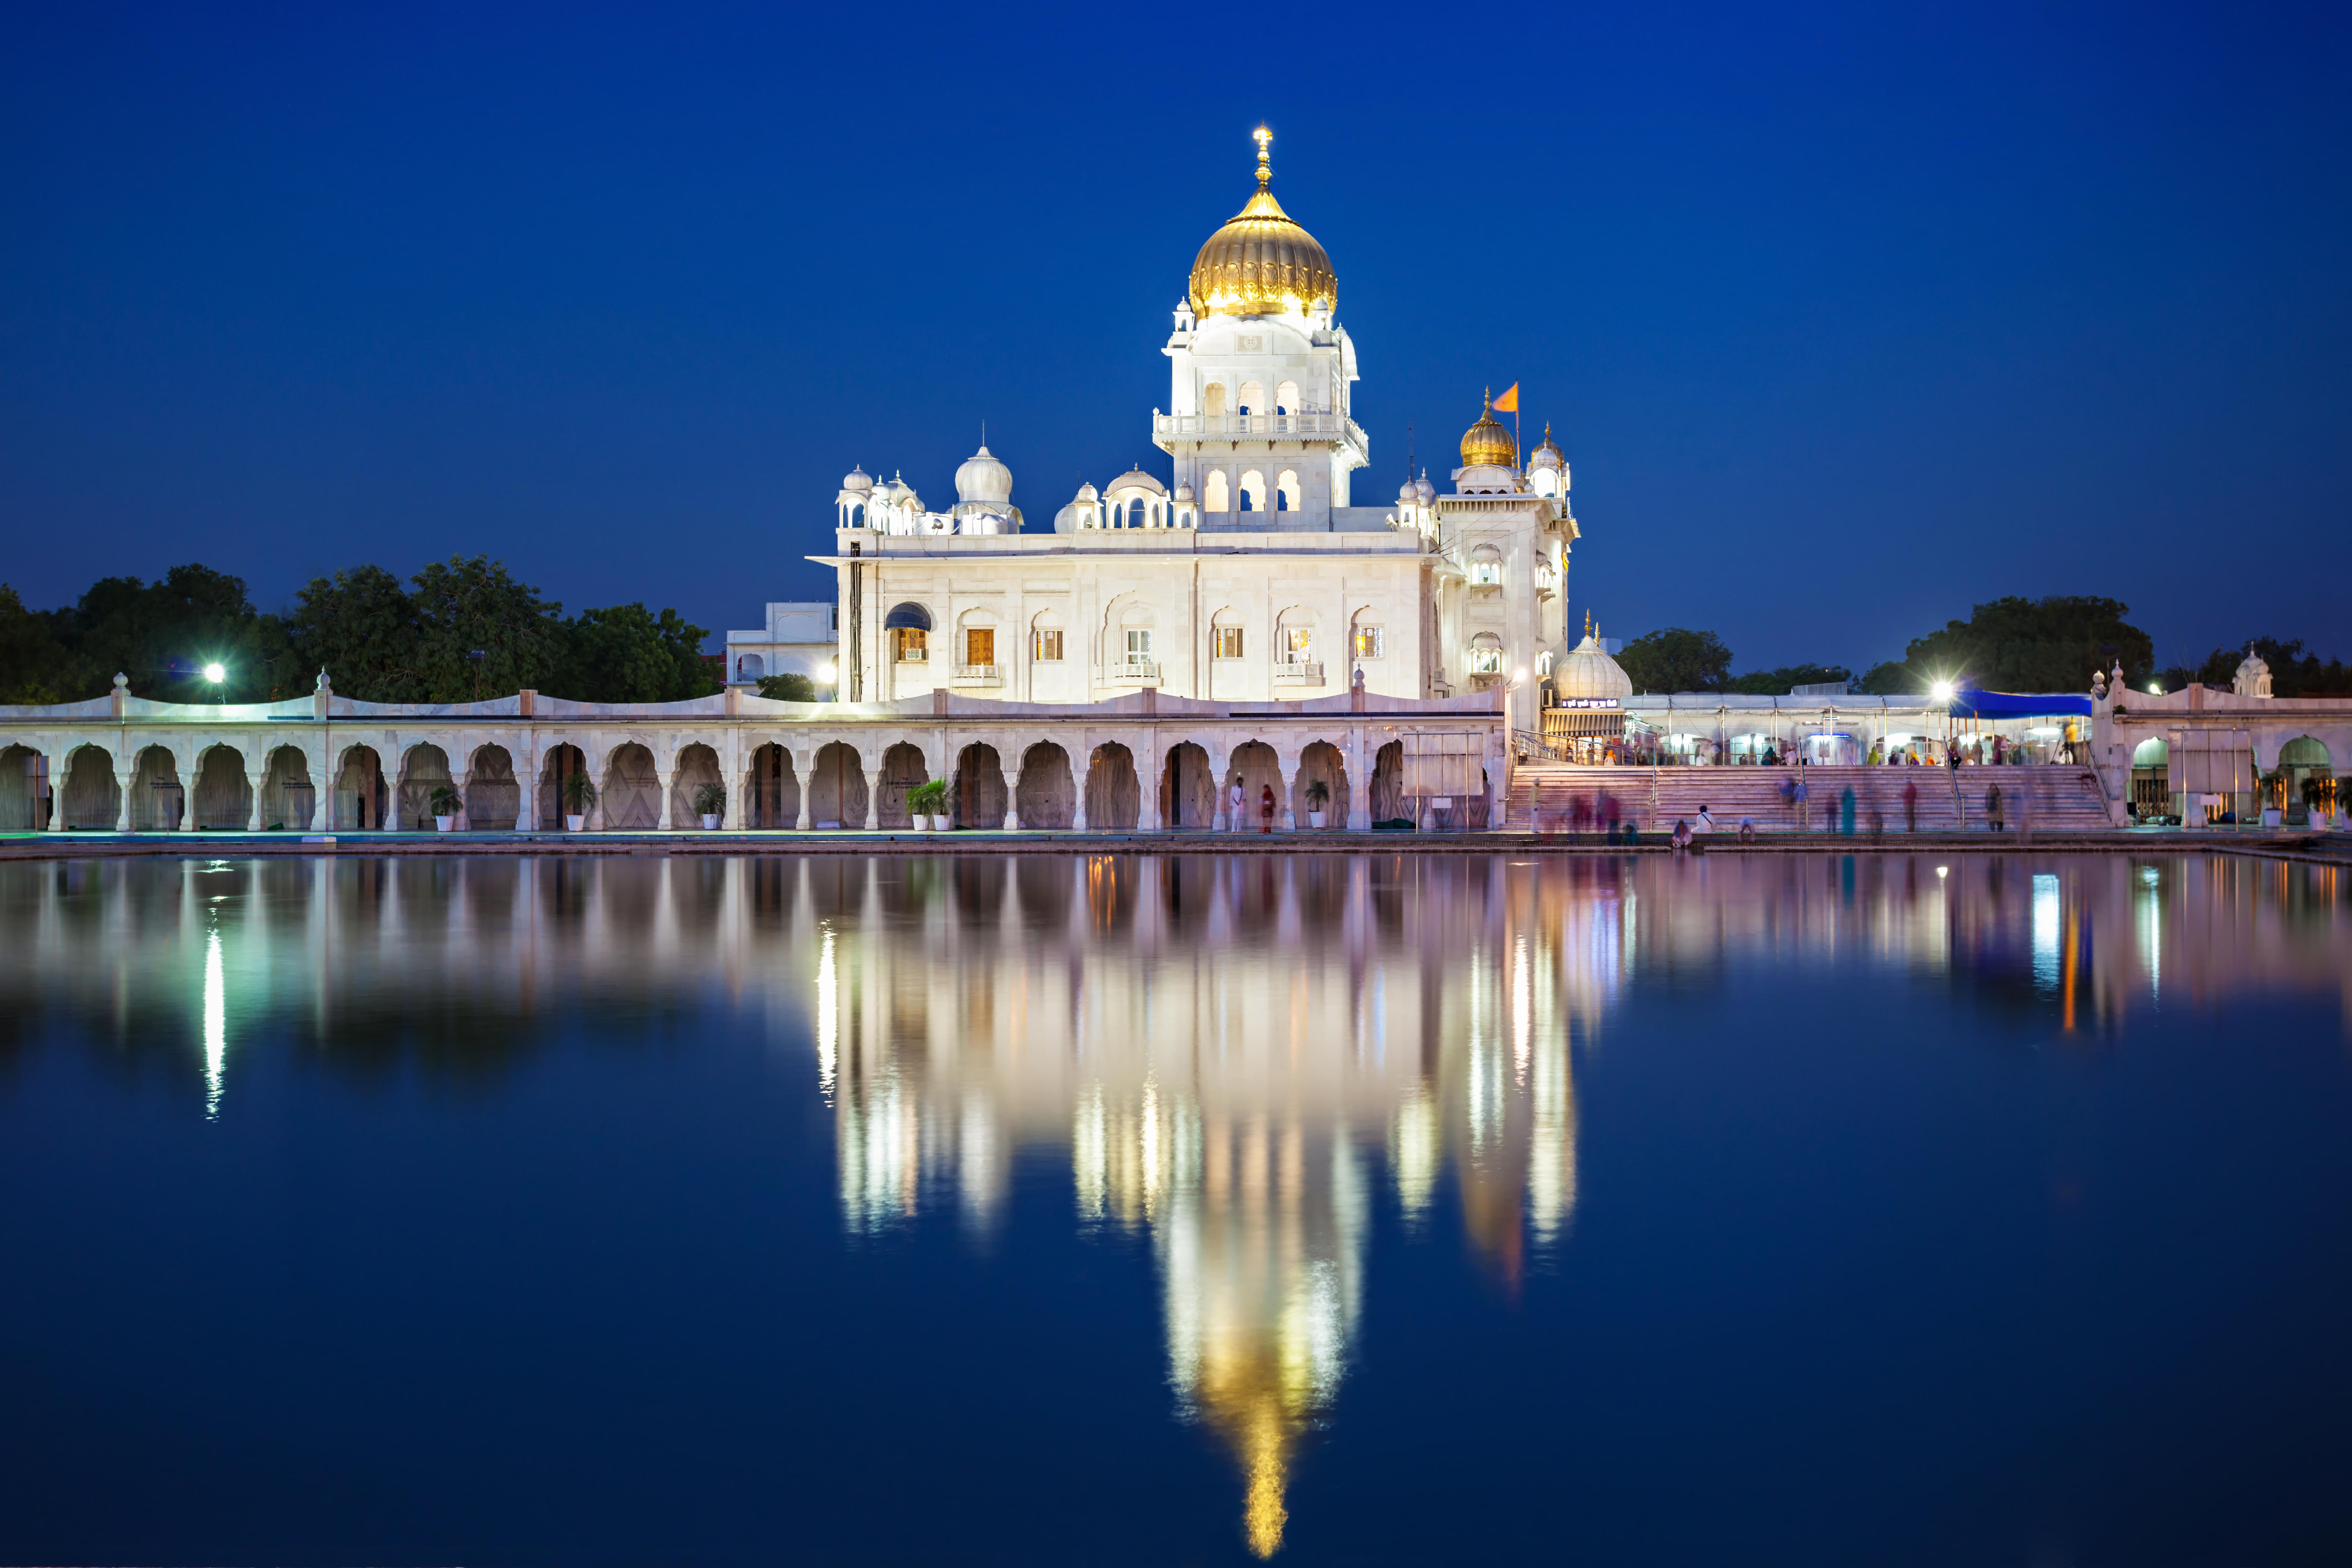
1491, 383, 1519, 413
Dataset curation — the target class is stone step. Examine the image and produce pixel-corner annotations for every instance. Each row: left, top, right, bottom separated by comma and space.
1504, 765, 2112, 833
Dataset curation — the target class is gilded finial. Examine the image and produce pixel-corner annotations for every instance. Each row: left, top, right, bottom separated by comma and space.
1253, 124, 1272, 189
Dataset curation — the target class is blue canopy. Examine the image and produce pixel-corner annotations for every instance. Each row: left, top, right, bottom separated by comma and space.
1947, 688, 2092, 719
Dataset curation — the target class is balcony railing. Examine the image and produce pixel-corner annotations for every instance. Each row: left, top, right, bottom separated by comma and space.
1273, 660, 1326, 685
1534, 567, 1559, 597
952, 664, 1003, 685
1153, 412, 1357, 442
1097, 660, 1161, 685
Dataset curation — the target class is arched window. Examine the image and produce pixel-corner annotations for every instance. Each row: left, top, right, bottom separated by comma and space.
1239, 470, 1266, 512
736, 654, 765, 681
1468, 632, 1504, 674
1205, 471, 1230, 512
1128, 498, 1145, 528
1202, 381, 1228, 416
1238, 380, 1265, 415
1275, 379, 1299, 414
849, 503, 864, 528
1276, 469, 1300, 512
885, 602, 932, 664
1211, 609, 1245, 660
1467, 545, 1503, 587
1031, 609, 1065, 663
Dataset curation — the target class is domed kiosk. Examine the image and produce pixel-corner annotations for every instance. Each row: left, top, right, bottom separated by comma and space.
1544, 626, 1634, 761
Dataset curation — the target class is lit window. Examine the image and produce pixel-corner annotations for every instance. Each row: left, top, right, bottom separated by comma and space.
1469, 647, 1502, 673
1469, 560, 1502, 586
1283, 628, 1313, 663
1032, 629, 1063, 662
1125, 629, 1153, 662
1213, 627, 1244, 660
893, 628, 928, 663
1353, 627, 1385, 659
965, 628, 994, 666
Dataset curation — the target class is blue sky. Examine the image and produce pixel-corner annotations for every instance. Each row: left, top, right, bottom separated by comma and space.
3, 0, 2347, 671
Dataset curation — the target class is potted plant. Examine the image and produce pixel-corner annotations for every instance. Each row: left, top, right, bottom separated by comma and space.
1304, 778, 1331, 829
429, 784, 461, 832
694, 781, 727, 830
562, 772, 596, 832
907, 778, 950, 830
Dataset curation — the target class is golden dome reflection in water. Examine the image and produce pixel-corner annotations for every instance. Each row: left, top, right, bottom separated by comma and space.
2, 850, 2347, 1558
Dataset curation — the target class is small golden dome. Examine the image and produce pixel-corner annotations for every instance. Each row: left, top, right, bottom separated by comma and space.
1188, 127, 1337, 321
1460, 392, 1516, 469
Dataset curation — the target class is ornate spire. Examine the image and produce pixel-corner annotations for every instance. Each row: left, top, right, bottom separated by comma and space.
1253, 124, 1272, 190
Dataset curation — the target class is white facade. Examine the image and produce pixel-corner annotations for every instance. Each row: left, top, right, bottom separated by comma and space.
723, 601, 837, 687
815, 133, 1581, 735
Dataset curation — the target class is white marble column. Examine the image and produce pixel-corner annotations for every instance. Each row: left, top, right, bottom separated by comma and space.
654, 767, 674, 831
862, 769, 881, 830
1277, 754, 1299, 832
177, 768, 199, 831
113, 763, 135, 832
44, 752, 68, 831
245, 770, 268, 830
1346, 732, 1371, 830
792, 749, 814, 830
514, 757, 536, 832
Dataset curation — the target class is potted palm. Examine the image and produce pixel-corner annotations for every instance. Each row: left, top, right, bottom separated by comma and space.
429, 784, 461, 833
562, 772, 596, 832
908, 778, 950, 830
1304, 778, 1331, 829
694, 781, 726, 830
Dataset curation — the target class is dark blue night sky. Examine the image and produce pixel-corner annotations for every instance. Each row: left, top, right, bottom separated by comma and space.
4, 1, 2347, 670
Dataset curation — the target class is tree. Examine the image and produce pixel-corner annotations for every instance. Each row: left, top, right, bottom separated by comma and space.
756, 671, 820, 702
285, 565, 426, 701
1724, 663, 1852, 696
49, 564, 297, 702
547, 603, 718, 704
2159, 636, 2352, 697
1617, 628, 1733, 694
1855, 660, 1922, 696
0, 585, 78, 704
1886, 596, 2152, 694
406, 555, 566, 702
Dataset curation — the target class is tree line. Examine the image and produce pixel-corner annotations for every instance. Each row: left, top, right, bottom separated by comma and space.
0, 558, 720, 707
1615, 595, 2351, 698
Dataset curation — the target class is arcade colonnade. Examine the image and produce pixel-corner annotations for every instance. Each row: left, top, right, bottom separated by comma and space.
0, 686, 1505, 834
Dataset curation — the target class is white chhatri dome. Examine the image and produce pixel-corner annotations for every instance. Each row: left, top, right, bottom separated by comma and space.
842, 465, 873, 493
1104, 467, 1167, 497
955, 444, 1014, 507
1553, 632, 1632, 701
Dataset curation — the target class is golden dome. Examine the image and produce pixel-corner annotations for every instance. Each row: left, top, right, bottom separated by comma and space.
1187, 127, 1337, 321
1460, 392, 1517, 469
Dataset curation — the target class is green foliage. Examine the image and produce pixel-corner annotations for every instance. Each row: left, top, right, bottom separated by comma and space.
562, 771, 597, 810
0, 585, 77, 703
1724, 663, 1852, 696
2157, 636, 2352, 697
693, 781, 727, 817
428, 784, 462, 817
1855, 660, 1923, 696
756, 671, 820, 702
407, 555, 567, 701
547, 602, 718, 704
285, 565, 426, 701
1887, 595, 2152, 694
1617, 627, 1733, 694
907, 778, 950, 814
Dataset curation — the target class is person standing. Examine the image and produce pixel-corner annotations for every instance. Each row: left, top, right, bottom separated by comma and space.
1986, 781, 2005, 833
1903, 777, 1919, 833
1259, 783, 1276, 834
1794, 774, 1811, 830
1228, 774, 1245, 833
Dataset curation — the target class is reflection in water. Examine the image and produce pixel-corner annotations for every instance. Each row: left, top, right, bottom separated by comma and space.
0, 851, 2346, 1554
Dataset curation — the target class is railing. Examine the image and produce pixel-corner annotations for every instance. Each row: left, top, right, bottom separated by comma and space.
1273, 661, 1325, 685
1153, 412, 1360, 443
1096, 661, 1161, 685
952, 664, 1002, 685
1534, 567, 1559, 597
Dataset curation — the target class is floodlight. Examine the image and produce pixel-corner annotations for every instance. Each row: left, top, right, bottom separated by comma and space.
201, 663, 226, 683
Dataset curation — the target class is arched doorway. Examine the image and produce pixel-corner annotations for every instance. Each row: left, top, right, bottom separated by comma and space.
877, 743, 928, 829
191, 745, 251, 830
670, 743, 724, 828
467, 745, 520, 830
954, 743, 1008, 829
1160, 741, 1215, 829
259, 745, 315, 830
1293, 740, 1349, 829
128, 745, 181, 830
745, 743, 799, 828
1015, 742, 1075, 829
1084, 743, 1140, 830
397, 744, 453, 830
1370, 741, 1407, 827
334, 745, 385, 830
1226, 741, 1282, 830
0, 746, 37, 831
539, 743, 588, 828
601, 743, 660, 829
810, 742, 867, 828
2277, 736, 2335, 825
63, 746, 121, 830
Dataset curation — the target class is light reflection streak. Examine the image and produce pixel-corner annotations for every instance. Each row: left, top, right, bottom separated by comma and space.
202, 925, 225, 1120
